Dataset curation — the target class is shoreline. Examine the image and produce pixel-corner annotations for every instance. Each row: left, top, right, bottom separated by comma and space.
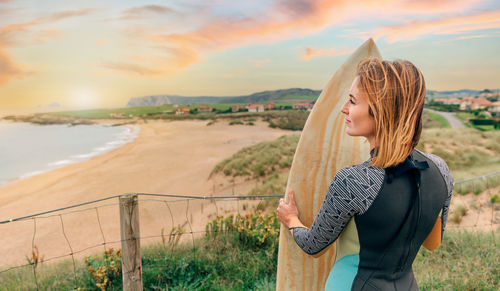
0, 120, 140, 188
0, 119, 296, 267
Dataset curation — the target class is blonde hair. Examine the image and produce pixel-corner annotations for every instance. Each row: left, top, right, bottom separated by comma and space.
357, 58, 426, 168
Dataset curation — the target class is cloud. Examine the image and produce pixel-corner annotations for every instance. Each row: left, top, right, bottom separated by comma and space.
368, 10, 500, 43
108, 0, 352, 77
34, 29, 65, 42
103, 0, 494, 77
453, 34, 490, 40
0, 8, 96, 85
357, 0, 484, 15
0, 49, 27, 85
99, 61, 164, 76
117, 5, 175, 21
0, 8, 97, 47
396, 0, 483, 14
301, 47, 354, 60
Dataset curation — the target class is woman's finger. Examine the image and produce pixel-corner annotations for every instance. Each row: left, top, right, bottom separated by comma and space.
288, 190, 296, 206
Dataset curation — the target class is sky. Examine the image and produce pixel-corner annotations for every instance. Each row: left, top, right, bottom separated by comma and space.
0, 0, 499, 113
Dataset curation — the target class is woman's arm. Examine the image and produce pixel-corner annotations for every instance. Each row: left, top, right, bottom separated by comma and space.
276, 190, 306, 234
422, 217, 442, 250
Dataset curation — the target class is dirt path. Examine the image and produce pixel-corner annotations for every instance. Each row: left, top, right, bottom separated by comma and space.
425, 108, 465, 129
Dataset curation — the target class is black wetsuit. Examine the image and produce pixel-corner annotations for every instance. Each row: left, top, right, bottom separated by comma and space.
292, 150, 453, 290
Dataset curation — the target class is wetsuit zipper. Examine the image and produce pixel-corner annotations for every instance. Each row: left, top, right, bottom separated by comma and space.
397, 172, 422, 272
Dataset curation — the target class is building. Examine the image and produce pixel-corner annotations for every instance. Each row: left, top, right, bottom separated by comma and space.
489, 101, 500, 115
460, 97, 492, 110
247, 104, 264, 113
293, 102, 311, 110
479, 92, 500, 101
109, 113, 125, 118
265, 102, 275, 110
232, 105, 242, 112
174, 107, 191, 115
197, 105, 213, 113
434, 98, 462, 105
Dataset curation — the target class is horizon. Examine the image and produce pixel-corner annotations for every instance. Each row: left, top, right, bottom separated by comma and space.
1, 86, 498, 117
1, 1, 499, 112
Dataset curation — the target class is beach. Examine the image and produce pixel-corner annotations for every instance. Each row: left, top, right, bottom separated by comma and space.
0, 119, 296, 268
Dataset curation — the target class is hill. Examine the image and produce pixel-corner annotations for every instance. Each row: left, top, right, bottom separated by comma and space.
127, 88, 321, 107
127, 88, 500, 107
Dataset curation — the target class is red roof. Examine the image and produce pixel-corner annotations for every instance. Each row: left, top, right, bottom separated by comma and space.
472, 97, 492, 106
248, 104, 264, 109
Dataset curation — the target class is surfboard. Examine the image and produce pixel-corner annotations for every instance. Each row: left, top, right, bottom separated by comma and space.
276, 38, 382, 291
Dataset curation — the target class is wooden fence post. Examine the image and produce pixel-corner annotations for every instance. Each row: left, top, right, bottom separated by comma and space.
119, 194, 143, 290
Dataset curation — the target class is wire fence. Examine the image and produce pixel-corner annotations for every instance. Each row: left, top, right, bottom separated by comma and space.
0, 172, 498, 290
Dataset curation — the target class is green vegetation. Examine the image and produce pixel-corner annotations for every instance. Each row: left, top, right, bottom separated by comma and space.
0, 210, 280, 291
264, 110, 309, 130
455, 112, 475, 127
414, 231, 499, 290
50, 103, 250, 119
211, 134, 299, 179
422, 111, 450, 129
450, 205, 467, 224
220, 110, 309, 130
2, 216, 497, 290
416, 128, 500, 190
8, 102, 312, 130
211, 126, 499, 197
424, 103, 459, 112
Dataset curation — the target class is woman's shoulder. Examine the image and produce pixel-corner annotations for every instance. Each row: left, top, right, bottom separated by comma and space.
331, 160, 385, 192
414, 149, 454, 189
414, 150, 452, 175
335, 158, 384, 179
326, 161, 385, 214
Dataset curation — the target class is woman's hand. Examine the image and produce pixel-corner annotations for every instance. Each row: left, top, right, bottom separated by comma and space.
277, 190, 304, 229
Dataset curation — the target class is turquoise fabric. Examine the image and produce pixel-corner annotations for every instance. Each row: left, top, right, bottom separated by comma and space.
325, 254, 359, 291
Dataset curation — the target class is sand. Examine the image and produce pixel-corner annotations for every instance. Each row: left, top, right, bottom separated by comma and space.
0, 119, 497, 270
0, 119, 297, 268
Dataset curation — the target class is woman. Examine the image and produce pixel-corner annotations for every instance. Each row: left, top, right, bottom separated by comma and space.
277, 58, 453, 291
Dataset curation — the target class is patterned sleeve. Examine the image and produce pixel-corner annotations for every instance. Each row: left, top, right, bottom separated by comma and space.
425, 153, 454, 239
292, 165, 384, 255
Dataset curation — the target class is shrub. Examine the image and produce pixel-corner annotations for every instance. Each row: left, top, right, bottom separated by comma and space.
450, 205, 467, 224
205, 210, 280, 250
84, 248, 122, 291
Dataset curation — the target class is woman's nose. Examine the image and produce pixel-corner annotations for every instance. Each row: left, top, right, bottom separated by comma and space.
341, 100, 349, 114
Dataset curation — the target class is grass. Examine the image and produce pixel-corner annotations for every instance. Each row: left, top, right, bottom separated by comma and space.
211, 126, 500, 197
416, 128, 500, 187
0, 210, 280, 291
450, 205, 467, 224
414, 231, 499, 290
50, 103, 250, 119
1, 223, 497, 290
211, 134, 299, 179
454, 112, 476, 128
16, 105, 310, 130
472, 124, 496, 131
423, 111, 451, 129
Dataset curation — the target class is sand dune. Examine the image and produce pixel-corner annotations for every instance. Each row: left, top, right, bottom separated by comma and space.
0, 120, 296, 268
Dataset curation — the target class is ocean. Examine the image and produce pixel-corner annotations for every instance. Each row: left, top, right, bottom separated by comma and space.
0, 121, 140, 187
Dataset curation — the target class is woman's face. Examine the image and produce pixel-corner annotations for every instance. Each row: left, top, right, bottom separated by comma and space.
341, 77, 376, 145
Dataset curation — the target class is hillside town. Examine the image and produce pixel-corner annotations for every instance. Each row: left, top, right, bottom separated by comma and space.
431, 91, 500, 116
172, 101, 315, 115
